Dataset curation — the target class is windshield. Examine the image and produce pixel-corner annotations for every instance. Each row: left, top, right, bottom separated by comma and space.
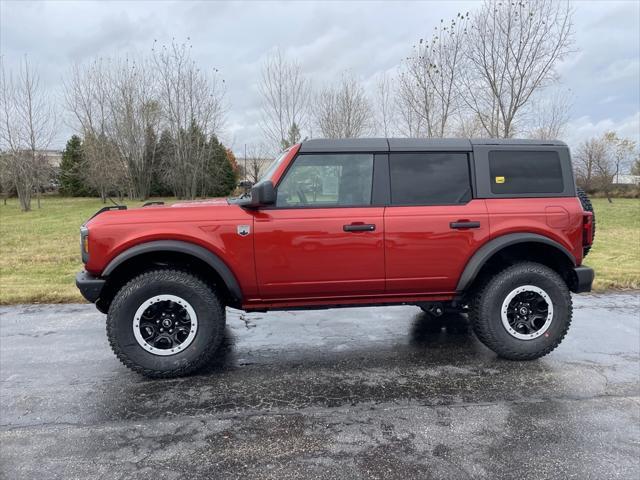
257, 150, 289, 184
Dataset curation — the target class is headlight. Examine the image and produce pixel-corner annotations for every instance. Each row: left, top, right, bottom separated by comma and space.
80, 226, 89, 263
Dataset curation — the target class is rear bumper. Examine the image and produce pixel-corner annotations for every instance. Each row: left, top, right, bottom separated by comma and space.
76, 271, 105, 303
571, 265, 594, 293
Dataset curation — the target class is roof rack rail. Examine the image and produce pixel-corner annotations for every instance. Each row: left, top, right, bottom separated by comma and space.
142, 201, 165, 207
86, 205, 127, 223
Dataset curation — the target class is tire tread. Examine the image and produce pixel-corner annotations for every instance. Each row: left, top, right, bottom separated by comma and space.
106, 269, 225, 378
469, 261, 572, 360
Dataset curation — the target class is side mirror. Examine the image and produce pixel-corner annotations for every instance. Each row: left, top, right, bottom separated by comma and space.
238, 180, 276, 208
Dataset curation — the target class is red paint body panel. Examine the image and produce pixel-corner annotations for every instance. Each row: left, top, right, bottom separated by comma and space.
384, 200, 490, 293
251, 207, 385, 299
485, 197, 585, 265
85, 203, 259, 297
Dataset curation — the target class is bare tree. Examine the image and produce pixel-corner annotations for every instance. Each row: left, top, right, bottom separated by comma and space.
395, 87, 423, 138
104, 57, 160, 200
153, 41, 227, 199
460, 0, 573, 138
0, 57, 56, 211
0, 152, 13, 204
245, 144, 271, 184
83, 132, 125, 202
398, 13, 469, 138
315, 73, 372, 138
631, 156, 640, 177
450, 112, 486, 138
573, 131, 637, 201
604, 132, 637, 184
259, 49, 309, 152
574, 136, 607, 193
65, 59, 127, 202
374, 72, 396, 136
525, 89, 571, 140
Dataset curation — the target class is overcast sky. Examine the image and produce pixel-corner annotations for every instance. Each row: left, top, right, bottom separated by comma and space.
1, 0, 638, 153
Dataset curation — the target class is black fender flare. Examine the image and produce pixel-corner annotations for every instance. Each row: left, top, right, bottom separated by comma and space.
103, 240, 243, 304
456, 233, 576, 292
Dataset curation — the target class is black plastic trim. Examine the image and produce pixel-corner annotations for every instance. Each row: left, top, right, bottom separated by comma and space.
572, 265, 594, 293
299, 138, 389, 153
372, 153, 390, 206
85, 205, 127, 223
456, 233, 577, 292
76, 270, 106, 303
102, 240, 243, 304
388, 138, 471, 151
450, 221, 480, 229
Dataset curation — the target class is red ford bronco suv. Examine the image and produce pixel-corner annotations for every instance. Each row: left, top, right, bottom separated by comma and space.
76, 138, 595, 378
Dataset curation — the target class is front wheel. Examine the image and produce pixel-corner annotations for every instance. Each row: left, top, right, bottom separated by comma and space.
107, 269, 225, 378
469, 262, 572, 360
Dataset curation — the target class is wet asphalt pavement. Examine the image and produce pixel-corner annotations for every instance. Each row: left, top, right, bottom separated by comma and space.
1, 293, 639, 480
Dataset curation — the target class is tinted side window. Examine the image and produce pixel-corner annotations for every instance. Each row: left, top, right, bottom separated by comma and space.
489, 151, 563, 194
276, 153, 374, 207
389, 153, 471, 205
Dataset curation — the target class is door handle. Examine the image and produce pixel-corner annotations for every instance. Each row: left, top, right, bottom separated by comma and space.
450, 221, 480, 229
343, 223, 376, 232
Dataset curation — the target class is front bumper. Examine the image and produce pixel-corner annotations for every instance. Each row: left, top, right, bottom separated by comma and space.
572, 265, 594, 293
76, 271, 105, 303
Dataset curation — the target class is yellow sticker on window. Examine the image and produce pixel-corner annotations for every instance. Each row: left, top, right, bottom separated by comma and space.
495, 176, 505, 184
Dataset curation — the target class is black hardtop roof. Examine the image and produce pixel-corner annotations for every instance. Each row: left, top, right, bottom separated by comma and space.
298, 138, 567, 153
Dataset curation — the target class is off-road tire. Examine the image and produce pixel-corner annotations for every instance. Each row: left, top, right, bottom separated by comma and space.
470, 262, 572, 360
107, 269, 225, 378
576, 187, 595, 257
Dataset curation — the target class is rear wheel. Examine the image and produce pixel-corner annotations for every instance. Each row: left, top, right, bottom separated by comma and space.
107, 269, 225, 378
470, 262, 572, 360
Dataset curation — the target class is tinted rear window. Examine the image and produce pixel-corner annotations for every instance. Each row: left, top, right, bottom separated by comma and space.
390, 153, 471, 205
489, 151, 563, 194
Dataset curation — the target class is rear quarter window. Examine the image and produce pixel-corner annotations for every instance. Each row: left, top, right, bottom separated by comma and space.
489, 151, 564, 194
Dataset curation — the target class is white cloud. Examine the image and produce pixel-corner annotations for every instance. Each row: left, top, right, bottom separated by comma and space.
564, 112, 640, 148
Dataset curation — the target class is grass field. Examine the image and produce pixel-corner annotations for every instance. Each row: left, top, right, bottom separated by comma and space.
0, 196, 638, 304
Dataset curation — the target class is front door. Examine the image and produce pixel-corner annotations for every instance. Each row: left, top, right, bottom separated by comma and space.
254, 152, 385, 299
384, 152, 490, 293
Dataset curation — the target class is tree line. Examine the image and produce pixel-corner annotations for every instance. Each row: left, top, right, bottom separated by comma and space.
1, 41, 237, 210
1, 0, 638, 211
57, 128, 237, 201
257, 0, 575, 151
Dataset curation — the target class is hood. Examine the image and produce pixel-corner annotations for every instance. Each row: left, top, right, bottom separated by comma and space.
85, 197, 234, 227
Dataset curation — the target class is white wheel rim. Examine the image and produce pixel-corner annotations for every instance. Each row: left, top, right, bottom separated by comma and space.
133, 294, 198, 356
500, 285, 553, 340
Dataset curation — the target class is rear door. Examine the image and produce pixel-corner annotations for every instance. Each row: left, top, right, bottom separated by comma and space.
384, 152, 490, 293
253, 152, 386, 299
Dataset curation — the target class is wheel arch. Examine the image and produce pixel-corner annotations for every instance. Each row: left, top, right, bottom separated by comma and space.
99, 240, 243, 311
457, 233, 576, 293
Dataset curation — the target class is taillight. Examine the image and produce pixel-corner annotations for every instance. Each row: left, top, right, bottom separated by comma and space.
582, 213, 594, 247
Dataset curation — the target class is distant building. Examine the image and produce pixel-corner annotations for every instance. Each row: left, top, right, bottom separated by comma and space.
38, 150, 63, 168
0, 149, 63, 167
614, 174, 640, 186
